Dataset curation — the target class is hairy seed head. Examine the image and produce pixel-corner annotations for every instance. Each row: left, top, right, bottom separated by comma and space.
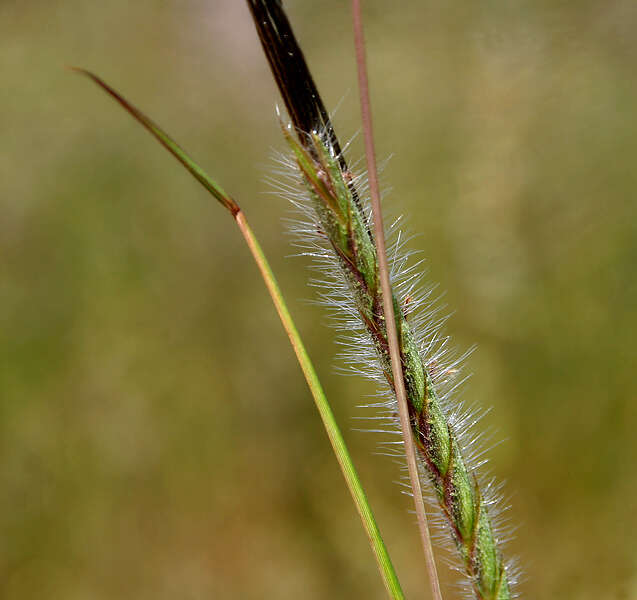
276, 128, 516, 599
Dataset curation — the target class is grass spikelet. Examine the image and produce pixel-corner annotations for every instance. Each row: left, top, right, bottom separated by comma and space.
282, 130, 515, 598
248, 1, 517, 597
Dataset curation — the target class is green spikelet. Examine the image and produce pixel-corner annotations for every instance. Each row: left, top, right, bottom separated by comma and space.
283, 128, 512, 600
248, 1, 515, 595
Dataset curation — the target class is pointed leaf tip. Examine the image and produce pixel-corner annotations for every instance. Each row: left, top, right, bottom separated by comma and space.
73, 67, 240, 216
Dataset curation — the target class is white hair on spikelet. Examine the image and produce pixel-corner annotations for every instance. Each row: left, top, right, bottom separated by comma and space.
266, 120, 519, 598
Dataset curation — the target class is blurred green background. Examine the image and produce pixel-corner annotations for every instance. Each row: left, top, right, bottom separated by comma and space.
2, 1, 636, 598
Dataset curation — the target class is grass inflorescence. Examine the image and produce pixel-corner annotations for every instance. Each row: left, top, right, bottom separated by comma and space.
281, 125, 514, 600
249, 1, 517, 598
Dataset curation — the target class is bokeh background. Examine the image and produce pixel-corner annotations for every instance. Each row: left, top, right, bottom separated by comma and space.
2, 1, 636, 598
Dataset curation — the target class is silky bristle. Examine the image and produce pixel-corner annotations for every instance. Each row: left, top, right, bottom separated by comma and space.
265, 112, 518, 598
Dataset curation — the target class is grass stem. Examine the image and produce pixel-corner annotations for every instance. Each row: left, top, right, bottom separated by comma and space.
351, 3, 443, 598
76, 69, 404, 599
235, 212, 404, 599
